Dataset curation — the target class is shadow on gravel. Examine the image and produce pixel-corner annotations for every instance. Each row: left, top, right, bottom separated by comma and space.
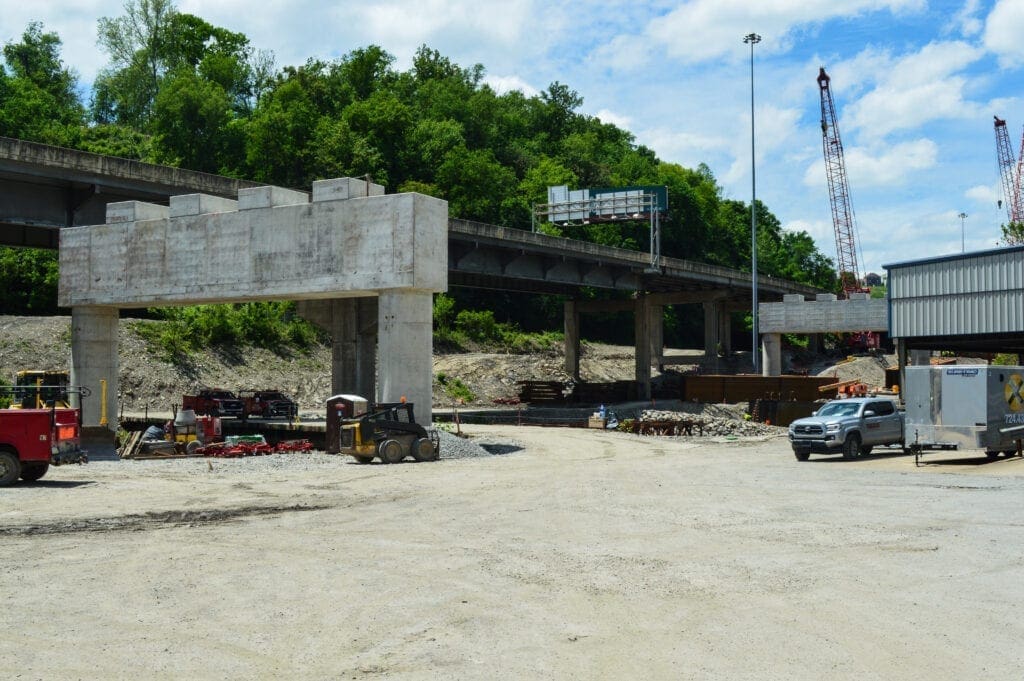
914, 454, 1021, 467
479, 443, 523, 455
5, 480, 96, 489
810, 451, 913, 463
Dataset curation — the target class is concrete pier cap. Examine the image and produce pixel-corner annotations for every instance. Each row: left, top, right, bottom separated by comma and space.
59, 177, 448, 432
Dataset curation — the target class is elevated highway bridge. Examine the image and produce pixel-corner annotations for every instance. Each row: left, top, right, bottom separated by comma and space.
0, 136, 824, 398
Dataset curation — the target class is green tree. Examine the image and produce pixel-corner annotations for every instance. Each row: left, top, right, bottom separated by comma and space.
999, 221, 1024, 246
0, 247, 60, 314
243, 76, 318, 185
0, 22, 84, 143
94, 0, 178, 127
151, 70, 233, 172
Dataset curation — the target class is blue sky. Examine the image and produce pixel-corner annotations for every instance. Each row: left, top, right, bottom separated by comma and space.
3, 0, 1023, 276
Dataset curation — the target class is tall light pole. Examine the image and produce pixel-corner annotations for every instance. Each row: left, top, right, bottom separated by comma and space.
958, 212, 967, 253
744, 32, 761, 374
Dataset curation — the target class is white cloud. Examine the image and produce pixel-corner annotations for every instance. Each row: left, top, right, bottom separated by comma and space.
600, 0, 927, 69
983, 0, 1024, 66
841, 42, 983, 138
588, 34, 652, 73
966, 183, 999, 205
484, 75, 539, 97
722, 104, 802, 184
594, 109, 632, 129
784, 218, 833, 246
640, 128, 731, 170
802, 138, 937, 189
951, 0, 984, 37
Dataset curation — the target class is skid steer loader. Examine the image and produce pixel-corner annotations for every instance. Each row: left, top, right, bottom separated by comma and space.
328, 395, 440, 464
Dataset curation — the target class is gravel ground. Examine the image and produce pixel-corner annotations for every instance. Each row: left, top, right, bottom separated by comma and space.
3, 427, 1022, 680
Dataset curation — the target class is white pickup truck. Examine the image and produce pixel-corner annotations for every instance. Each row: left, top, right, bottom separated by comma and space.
788, 397, 904, 461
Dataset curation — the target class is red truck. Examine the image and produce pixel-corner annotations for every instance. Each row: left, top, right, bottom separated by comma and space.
0, 408, 88, 485
182, 389, 245, 418
239, 390, 298, 419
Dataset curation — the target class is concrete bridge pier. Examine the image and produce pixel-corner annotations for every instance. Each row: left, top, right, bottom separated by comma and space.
704, 301, 737, 368
378, 291, 433, 420
70, 306, 119, 459
704, 301, 720, 368
762, 333, 782, 376
634, 294, 651, 399
648, 304, 663, 367
326, 298, 377, 401
563, 299, 580, 380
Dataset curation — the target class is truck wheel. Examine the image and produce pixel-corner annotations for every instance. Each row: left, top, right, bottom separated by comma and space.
0, 450, 21, 486
352, 455, 374, 464
793, 450, 810, 462
843, 434, 861, 460
20, 463, 49, 481
379, 439, 405, 464
859, 445, 873, 456
413, 437, 438, 462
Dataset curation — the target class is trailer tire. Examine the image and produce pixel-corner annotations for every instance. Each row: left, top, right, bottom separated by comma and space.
0, 450, 21, 486
859, 444, 873, 456
842, 433, 861, 460
20, 462, 48, 481
353, 455, 374, 464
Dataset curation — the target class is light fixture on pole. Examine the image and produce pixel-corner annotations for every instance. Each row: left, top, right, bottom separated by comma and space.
958, 212, 967, 253
744, 32, 761, 374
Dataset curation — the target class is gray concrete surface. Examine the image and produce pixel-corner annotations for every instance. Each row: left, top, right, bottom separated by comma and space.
58, 177, 447, 428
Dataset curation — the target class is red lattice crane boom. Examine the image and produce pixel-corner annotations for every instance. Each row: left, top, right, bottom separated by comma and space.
994, 116, 1024, 224
817, 67, 862, 296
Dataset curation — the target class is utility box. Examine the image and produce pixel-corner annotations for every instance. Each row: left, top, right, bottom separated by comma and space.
325, 394, 369, 454
904, 365, 1024, 453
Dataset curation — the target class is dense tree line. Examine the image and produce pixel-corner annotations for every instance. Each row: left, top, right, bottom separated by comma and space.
0, 1, 837, 346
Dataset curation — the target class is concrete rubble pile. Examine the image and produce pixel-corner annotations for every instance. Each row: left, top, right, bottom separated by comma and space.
639, 409, 784, 437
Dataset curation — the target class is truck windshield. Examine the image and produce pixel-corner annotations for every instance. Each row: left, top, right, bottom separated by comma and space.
817, 402, 861, 417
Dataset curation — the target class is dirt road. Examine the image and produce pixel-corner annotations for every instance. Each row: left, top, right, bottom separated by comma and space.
2, 428, 1022, 679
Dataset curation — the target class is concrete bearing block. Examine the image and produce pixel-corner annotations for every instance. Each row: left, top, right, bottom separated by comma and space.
312, 177, 386, 202
238, 186, 310, 210
169, 194, 239, 217
106, 201, 169, 223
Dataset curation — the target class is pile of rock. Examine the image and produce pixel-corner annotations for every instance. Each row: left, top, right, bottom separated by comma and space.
638, 409, 784, 438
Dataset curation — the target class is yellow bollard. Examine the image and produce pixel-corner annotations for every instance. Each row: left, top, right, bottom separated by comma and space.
99, 379, 108, 427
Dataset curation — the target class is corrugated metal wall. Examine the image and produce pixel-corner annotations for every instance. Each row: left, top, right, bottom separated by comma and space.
888, 247, 1024, 338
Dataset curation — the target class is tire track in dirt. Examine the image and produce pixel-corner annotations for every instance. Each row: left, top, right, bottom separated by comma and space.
0, 503, 327, 537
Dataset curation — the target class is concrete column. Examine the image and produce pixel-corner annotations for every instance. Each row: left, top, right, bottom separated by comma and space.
634, 294, 651, 400
703, 301, 720, 360
762, 332, 782, 377
718, 307, 732, 355
807, 333, 820, 354
563, 299, 580, 380
304, 297, 379, 402
330, 298, 359, 397
909, 349, 930, 366
70, 306, 119, 459
649, 305, 663, 367
896, 339, 908, 397
378, 290, 433, 424
356, 298, 378, 402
